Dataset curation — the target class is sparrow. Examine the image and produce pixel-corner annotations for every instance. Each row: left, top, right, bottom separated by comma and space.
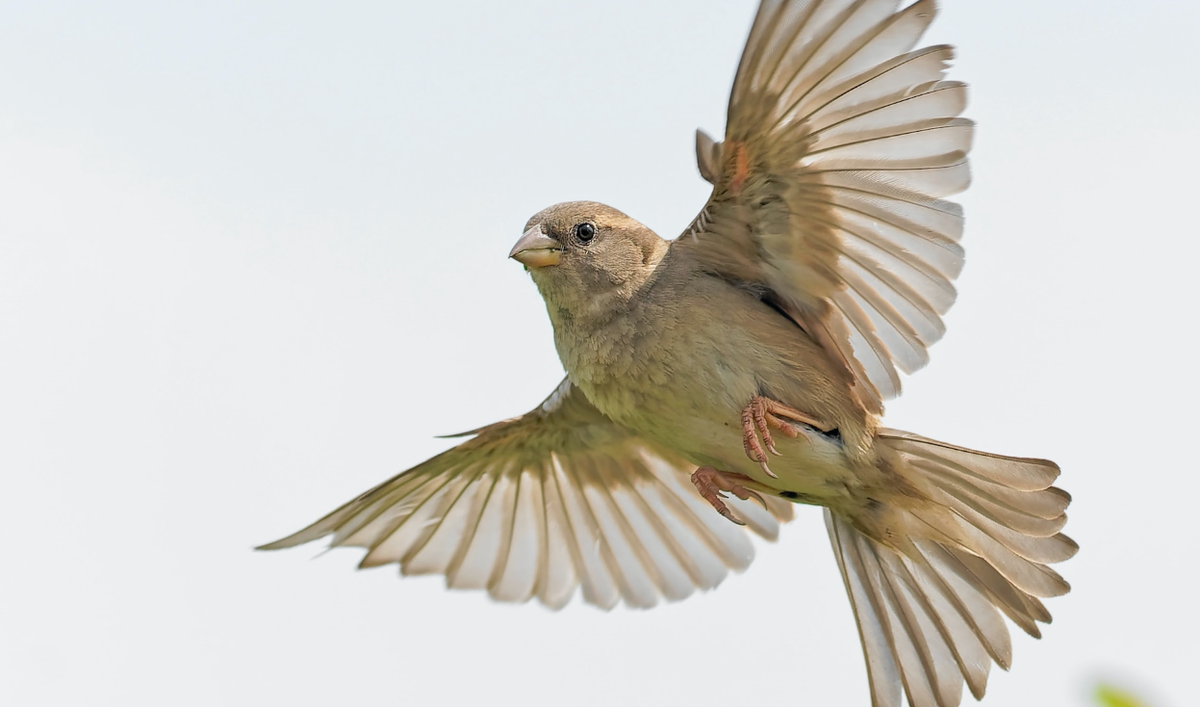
260, 2, 1076, 706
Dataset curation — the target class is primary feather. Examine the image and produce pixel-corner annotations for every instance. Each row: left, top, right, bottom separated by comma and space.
260, 380, 794, 610
679, 0, 971, 411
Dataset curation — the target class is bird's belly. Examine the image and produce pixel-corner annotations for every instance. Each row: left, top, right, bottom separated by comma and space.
668, 414, 856, 504
564, 281, 870, 505
603, 380, 861, 506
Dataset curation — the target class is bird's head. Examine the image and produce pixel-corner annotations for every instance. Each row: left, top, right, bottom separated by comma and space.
510, 201, 666, 320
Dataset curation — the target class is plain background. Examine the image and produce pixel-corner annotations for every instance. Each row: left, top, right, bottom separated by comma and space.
2, 1, 1196, 705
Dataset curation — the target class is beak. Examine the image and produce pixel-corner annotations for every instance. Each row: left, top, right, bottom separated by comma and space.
509, 225, 561, 268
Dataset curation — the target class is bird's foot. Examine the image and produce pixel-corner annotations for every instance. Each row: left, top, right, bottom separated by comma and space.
741, 396, 827, 479
690, 467, 769, 526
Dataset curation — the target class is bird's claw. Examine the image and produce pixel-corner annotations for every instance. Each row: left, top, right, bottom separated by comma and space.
740, 396, 826, 478
691, 467, 769, 525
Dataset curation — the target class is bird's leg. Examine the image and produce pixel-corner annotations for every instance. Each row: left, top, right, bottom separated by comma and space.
741, 396, 828, 479
690, 467, 769, 526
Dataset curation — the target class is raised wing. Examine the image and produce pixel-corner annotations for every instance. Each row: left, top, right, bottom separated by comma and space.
259, 379, 794, 610
678, 0, 971, 411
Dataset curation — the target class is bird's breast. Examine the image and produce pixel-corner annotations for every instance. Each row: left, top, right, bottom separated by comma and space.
547, 270, 878, 504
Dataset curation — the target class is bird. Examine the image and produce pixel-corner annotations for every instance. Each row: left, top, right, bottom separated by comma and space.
259, 2, 1075, 706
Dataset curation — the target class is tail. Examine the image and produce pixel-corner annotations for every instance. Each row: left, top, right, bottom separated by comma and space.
826, 429, 1076, 707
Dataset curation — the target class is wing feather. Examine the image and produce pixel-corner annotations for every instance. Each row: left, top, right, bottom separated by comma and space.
259, 379, 793, 609
677, 0, 971, 409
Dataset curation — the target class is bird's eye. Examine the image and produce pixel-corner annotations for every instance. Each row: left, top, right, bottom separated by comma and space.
574, 222, 596, 243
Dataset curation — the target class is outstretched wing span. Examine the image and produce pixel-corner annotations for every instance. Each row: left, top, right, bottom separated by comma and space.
678, 0, 971, 411
260, 379, 794, 609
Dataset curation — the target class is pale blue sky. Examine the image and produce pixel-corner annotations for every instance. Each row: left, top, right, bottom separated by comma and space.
2, 2, 1197, 706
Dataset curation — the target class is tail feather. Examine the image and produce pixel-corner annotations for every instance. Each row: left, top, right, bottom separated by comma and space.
830, 512, 971, 707
828, 514, 904, 707
928, 509, 1070, 596
884, 551, 988, 702
915, 458, 1071, 521
941, 546, 1051, 636
905, 540, 1010, 674
826, 431, 1076, 707
884, 430, 1060, 491
917, 461, 1067, 537
944, 494, 1078, 564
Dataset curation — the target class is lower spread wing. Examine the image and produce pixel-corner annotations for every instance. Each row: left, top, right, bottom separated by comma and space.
259, 379, 794, 610
679, 0, 970, 412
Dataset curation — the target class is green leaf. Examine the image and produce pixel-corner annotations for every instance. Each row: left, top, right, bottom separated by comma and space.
1095, 684, 1149, 707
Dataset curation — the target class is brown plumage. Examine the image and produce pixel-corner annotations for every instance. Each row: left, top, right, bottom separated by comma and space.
260, 2, 1074, 706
